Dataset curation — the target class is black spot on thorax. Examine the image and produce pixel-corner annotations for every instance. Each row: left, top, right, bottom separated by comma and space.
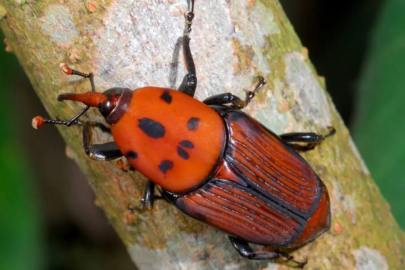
187, 117, 200, 131
179, 140, 194, 149
177, 146, 189, 160
138, 118, 165, 139
160, 90, 172, 104
159, 160, 173, 174
126, 151, 138, 160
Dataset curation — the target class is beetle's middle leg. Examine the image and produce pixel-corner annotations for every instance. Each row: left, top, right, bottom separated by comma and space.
280, 127, 336, 151
203, 76, 266, 109
129, 181, 165, 212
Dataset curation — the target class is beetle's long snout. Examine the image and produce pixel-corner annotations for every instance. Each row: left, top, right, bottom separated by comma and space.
57, 92, 107, 107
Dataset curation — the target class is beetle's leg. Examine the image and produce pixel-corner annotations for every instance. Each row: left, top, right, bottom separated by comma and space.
203, 93, 244, 107
203, 76, 266, 109
280, 127, 336, 151
229, 236, 280, 260
83, 122, 123, 160
244, 75, 266, 107
129, 181, 157, 212
228, 236, 307, 268
178, 0, 197, 97
142, 181, 156, 210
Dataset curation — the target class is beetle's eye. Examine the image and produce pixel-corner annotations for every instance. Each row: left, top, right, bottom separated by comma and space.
99, 100, 113, 118
98, 88, 126, 118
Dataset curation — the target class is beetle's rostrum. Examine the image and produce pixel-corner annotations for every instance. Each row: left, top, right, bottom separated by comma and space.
33, 0, 335, 268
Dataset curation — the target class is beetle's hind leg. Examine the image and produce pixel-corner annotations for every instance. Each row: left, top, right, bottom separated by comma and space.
178, 0, 197, 97
280, 127, 336, 151
203, 76, 266, 109
229, 236, 307, 268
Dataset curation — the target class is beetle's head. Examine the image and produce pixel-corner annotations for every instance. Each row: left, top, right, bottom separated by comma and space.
57, 87, 132, 124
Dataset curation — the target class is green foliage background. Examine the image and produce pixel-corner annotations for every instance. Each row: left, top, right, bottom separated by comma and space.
352, 1, 405, 229
0, 33, 45, 270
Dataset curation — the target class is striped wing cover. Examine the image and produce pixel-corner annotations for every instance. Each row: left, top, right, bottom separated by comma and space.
174, 179, 305, 246
171, 110, 323, 246
223, 111, 322, 218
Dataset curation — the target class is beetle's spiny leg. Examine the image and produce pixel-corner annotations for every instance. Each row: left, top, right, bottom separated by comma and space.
128, 181, 157, 213
82, 122, 123, 161
279, 126, 336, 151
203, 76, 266, 109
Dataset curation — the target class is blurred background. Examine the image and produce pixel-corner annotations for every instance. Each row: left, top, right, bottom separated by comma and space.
0, 0, 403, 269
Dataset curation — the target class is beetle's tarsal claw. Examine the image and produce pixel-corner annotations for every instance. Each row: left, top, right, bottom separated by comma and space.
325, 126, 336, 138
278, 253, 307, 268
128, 199, 145, 213
321, 126, 336, 140
253, 76, 267, 93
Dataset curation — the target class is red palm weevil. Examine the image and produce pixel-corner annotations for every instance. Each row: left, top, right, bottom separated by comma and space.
33, 0, 335, 267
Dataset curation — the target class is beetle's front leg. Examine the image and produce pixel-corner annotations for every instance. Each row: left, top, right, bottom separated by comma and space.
83, 122, 123, 160
228, 236, 307, 268
280, 127, 336, 151
178, 0, 197, 97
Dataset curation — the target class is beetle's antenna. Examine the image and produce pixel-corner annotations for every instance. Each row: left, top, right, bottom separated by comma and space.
32, 64, 100, 130
60, 63, 96, 93
32, 115, 82, 129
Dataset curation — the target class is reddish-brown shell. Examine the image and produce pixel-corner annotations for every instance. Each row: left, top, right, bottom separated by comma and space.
172, 110, 330, 247
111, 87, 225, 193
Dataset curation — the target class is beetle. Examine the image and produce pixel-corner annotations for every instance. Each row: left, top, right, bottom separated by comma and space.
32, 0, 335, 267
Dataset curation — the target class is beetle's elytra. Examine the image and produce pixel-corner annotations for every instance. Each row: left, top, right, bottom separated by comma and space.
33, 0, 335, 267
